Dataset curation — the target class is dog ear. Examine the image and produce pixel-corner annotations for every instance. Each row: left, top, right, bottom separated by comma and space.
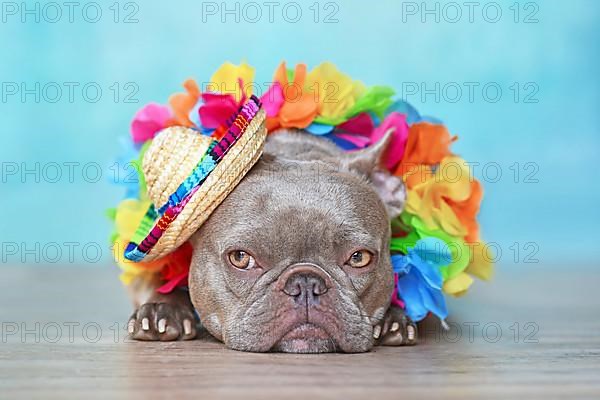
341, 129, 406, 219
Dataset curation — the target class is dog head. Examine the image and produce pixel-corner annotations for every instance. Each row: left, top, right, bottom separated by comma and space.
188, 130, 405, 353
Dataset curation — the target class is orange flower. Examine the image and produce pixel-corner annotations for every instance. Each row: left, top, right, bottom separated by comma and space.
167, 79, 201, 127
395, 122, 456, 178
273, 62, 318, 129
405, 156, 477, 239
446, 180, 483, 243
404, 155, 484, 248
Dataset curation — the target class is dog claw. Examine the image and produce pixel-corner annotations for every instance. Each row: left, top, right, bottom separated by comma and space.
376, 306, 418, 346
373, 325, 381, 339
128, 319, 135, 334
407, 325, 415, 341
158, 318, 167, 334
183, 319, 192, 336
128, 301, 197, 341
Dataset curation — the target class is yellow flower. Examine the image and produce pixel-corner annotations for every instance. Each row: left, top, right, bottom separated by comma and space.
442, 272, 474, 297
114, 198, 151, 240
112, 198, 165, 284
210, 61, 255, 102
466, 241, 494, 281
441, 241, 494, 296
112, 238, 162, 285
306, 62, 365, 120
406, 156, 473, 237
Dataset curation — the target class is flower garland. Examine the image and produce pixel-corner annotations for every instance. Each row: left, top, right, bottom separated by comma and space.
108, 61, 493, 324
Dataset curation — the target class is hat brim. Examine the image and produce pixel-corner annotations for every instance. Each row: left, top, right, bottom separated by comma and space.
125, 107, 267, 262
147, 109, 267, 260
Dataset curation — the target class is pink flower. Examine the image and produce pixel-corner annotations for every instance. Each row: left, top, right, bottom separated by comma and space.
199, 80, 286, 130
338, 112, 375, 135
371, 112, 409, 170
130, 103, 171, 144
260, 82, 284, 117
198, 93, 239, 130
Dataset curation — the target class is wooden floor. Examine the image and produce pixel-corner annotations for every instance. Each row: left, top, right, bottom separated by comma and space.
1, 265, 599, 399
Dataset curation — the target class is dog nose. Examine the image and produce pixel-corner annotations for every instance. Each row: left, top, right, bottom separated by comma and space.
284, 272, 328, 296
283, 273, 328, 305
279, 264, 331, 306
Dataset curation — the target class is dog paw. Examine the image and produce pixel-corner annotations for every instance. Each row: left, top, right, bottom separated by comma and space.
128, 302, 197, 341
374, 305, 417, 346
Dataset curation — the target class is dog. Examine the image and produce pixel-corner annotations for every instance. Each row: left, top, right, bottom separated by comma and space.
125, 129, 417, 353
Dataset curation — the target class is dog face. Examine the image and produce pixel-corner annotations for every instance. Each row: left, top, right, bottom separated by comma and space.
188, 130, 405, 353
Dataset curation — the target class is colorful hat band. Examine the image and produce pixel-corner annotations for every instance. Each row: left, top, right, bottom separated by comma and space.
124, 95, 262, 262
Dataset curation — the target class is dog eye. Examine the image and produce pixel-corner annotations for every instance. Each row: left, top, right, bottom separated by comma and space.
347, 250, 373, 268
228, 250, 256, 270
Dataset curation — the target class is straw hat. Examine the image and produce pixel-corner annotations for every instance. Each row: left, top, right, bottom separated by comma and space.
124, 96, 267, 262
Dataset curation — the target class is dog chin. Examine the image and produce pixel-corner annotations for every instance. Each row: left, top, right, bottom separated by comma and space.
272, 323, 337, 353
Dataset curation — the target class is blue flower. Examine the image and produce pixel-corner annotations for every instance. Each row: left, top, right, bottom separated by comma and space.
110, 137, 141, 199
392, 238, 450, 322
306, 122, 335, 135
386, 99, 442, 125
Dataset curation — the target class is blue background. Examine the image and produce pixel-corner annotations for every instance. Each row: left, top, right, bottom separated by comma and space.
1, 0, 598, 266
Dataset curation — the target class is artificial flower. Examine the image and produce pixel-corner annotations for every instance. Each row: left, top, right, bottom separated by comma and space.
400, 164, 435, 190
386, 99, 443, 125
393, 238, 450, 322
260, 81, 285, 117
405, 156, 474, 238
114, 198, 152, 240
130, 103, 171, 144
442, 272, 474, 297
390, 274, 405, 308
112, 237, 192, 287
209, 61, 254, 102
370, 112, 409, 170
465, 241, 494, 281
132, 140, 151, 200
391, 213, 492, 296
344, 86, 395, 121
325, 113, 374, 149
196, 62, 259, 130
273, 62, 318, 129
198, 92, 239, 130
337, 112, 374, 135
404, 155, 484, 247
111, 137, 142, 199
446, 180, 483, 243
306, 62, 365, 123
112, 237, 164, 284
112, 198, 193, 287
306, 122, 335, 135
395, 122, 456, 176
168, 79, 200, 127
156, 241, 193, 293
392, 213, 471, 282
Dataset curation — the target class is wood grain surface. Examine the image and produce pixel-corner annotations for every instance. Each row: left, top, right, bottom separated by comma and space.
1, 265, 599, 399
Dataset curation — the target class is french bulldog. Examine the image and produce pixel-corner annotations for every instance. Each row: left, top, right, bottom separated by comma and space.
126, 129, 418, 353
